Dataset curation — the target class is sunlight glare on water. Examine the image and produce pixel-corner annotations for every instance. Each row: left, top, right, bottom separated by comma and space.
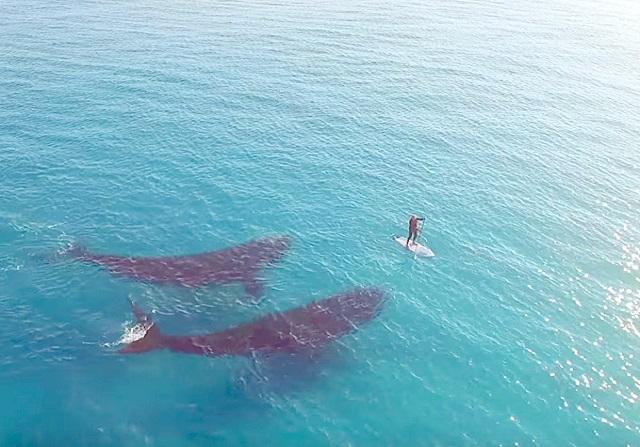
0, 0, 639, 445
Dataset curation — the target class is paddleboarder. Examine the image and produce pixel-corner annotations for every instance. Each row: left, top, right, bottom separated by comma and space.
406, 215, 425, 247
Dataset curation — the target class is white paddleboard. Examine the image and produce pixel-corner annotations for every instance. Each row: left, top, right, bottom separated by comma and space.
394, 235, 435, 258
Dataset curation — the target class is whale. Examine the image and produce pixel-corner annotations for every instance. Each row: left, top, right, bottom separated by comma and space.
67, 236, 291, 297
120, 287, 385, 356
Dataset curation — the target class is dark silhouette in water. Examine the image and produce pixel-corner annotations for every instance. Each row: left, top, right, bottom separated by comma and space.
67, 236, 291, 297
120, 287, 385, 356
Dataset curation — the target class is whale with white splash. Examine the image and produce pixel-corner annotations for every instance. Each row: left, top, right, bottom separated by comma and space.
120, 287, 386, 356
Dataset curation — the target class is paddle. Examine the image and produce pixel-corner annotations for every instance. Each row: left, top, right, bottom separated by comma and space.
413, 218, 423, 259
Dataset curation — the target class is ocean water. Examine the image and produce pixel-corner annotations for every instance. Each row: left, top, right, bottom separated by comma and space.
1, 0, 639, 445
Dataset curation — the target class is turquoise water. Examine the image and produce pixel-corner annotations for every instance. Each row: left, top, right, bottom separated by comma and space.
1, 0, 640, 445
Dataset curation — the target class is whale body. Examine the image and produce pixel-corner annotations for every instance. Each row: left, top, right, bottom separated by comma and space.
68, 236, 291, 297
120, 287, 385, 356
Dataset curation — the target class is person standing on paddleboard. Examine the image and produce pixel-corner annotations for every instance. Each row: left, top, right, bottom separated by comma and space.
406, 215, 425, 247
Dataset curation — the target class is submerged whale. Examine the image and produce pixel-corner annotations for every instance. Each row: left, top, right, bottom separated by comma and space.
120, 287, 385, 356
67, 236, 291, 297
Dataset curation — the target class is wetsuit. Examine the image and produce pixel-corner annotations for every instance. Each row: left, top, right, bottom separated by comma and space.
406, 216, 425, 246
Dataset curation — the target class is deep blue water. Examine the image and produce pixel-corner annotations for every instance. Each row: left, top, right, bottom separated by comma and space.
1, 0, 640, 445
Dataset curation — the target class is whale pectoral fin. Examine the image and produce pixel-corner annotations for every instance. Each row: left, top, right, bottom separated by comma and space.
242, 274, 265, 300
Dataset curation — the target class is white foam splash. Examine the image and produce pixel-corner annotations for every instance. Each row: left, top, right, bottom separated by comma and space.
120, 323, 149, 344
103, 322, 149, 348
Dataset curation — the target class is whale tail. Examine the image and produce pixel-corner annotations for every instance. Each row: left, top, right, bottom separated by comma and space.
36, 241, 88, 264
62, 241, 88, 259
120, 301, 164, 354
